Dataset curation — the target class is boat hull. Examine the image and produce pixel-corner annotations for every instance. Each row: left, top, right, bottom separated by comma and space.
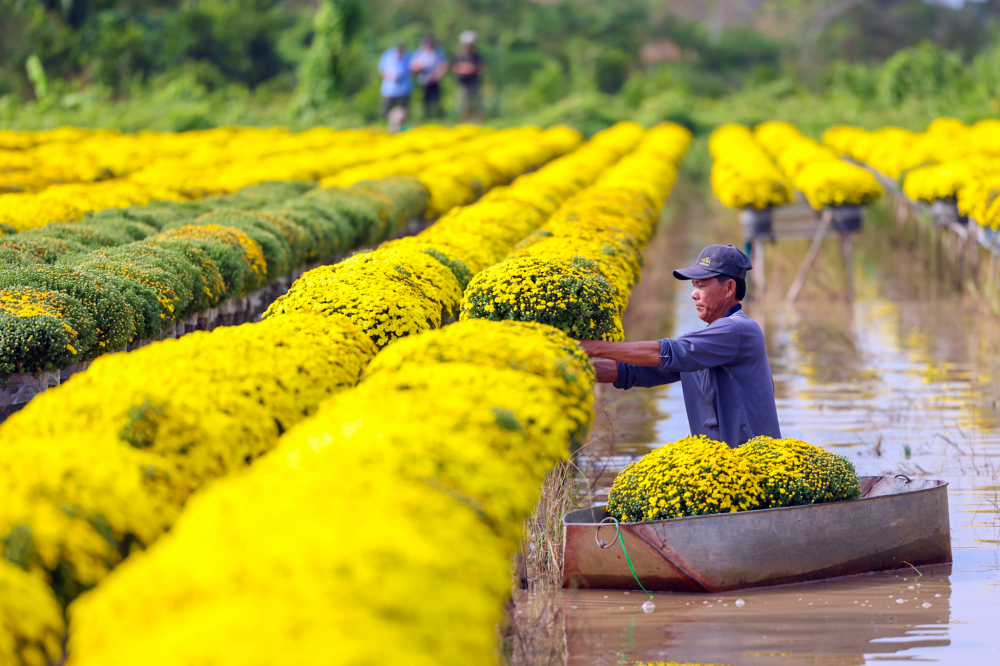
561, 476, 951, 593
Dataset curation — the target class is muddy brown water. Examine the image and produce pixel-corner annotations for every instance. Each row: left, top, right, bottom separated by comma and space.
535, 182, 1000, 665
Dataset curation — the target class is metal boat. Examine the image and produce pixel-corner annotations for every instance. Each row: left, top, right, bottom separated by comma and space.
561, 475, 951, 593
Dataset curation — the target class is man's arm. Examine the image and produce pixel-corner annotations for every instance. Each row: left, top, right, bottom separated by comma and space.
579, 340, 660, 366
581, 321, 742, 374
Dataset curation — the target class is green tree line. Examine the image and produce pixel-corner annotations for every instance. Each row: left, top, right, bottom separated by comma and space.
0, 0, 998, 132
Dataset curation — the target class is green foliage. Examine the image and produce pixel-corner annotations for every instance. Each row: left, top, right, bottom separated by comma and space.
878, 40, 965, 105
297, 0, 365, 107
421, 247, 472, 290
185, 210, 293, 284
0, 236, 88, 264
1, 1, 997, 131
0, 265, 140, 357
594, 49, 630, 95
0, 286, 95, 375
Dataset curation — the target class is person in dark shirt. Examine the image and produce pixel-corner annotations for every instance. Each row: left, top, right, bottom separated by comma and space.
454, 30, 485, 120
580, 245, 781, 448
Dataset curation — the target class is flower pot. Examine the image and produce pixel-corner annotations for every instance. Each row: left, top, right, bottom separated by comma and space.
740, 207, 773, 239
828, 205, 863, 234
930, 199, 967, 227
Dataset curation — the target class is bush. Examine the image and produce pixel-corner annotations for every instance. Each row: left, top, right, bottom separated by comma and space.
739, 436, 861, 507
59, 245, 198, 330
0, 265, 144, 358
595, 49, 630, 95
0, 236, 87, 264
878, 40, 966, 105
155, 224, 263, 298
607, 436, 763, 522
461, 256, 623, 341
182, 210, 291, 285
0, 286, 96, 375
606, 435, 862, 523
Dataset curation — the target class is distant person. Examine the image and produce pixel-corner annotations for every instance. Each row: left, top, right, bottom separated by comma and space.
378, 42, 413, 119
453, 30, 485, 120
410, 37, 449, 119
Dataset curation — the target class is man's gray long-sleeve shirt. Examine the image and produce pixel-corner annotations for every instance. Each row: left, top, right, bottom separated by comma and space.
613, 304, 780, 448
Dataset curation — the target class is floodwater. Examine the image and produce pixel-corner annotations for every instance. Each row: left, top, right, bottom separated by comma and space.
547, 184, 1000, 665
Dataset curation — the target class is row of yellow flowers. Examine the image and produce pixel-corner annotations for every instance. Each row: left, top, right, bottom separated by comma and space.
264, 122, 643, 347
752, 122, 884, 210
709, 121, 883, 212
823, 118, 1000, 229
0, 124, 487, 232
60, 124, 691, 665
0, 126, 372, 194
69, 320, 595, 666
709, 123, 794, 210
0, 125, 637, 665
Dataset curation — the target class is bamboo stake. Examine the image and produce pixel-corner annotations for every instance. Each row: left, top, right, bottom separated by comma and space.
787, 208, 831, 304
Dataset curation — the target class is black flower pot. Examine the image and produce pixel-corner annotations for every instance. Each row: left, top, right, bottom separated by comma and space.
828, 205, 863, 234
740, 207, 773, 239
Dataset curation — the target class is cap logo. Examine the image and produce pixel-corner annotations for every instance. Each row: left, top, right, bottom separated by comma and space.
699, 257, 711, 267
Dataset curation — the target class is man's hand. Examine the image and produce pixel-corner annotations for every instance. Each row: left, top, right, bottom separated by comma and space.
592, 358, 619, 384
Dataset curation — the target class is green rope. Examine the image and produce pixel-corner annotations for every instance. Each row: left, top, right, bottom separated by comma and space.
608, 517, 654, 601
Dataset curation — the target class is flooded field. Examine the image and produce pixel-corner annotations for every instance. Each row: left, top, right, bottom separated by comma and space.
535, 182, 1000, 665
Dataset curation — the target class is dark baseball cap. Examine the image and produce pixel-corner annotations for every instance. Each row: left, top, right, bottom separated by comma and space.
673, 244, 752, 281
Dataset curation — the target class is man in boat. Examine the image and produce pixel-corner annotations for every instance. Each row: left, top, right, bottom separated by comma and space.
580, 244, 780, 448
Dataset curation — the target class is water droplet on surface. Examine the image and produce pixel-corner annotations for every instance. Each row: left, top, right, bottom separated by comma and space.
922, 602, 932, 609
896, 598, 906, 604
935, 594, 942, 598
642, 600, 655, 613
571, 605, 577, 609
735, 599, 745, 608
908, 586, 915, 589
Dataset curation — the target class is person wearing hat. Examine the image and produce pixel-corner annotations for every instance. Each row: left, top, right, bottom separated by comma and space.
580, 244, 781, 448
453, 30, 484, 120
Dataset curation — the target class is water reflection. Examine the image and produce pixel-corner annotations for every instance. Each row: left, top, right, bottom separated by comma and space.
561, 564, 953, 665
561, 187, 1000, 664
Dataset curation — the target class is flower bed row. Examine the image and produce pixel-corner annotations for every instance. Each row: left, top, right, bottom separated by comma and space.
263, 122, 643, 348
0, 124, 487, 232
0, 126, 570, 391
57, 123, 692, 665
715, 122, 883, 212
0, 124, 644, 665
823, 118, 1000, 230
709, 124, 794, 210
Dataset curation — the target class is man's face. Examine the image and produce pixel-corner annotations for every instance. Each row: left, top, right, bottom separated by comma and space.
691, 277, 734, 322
